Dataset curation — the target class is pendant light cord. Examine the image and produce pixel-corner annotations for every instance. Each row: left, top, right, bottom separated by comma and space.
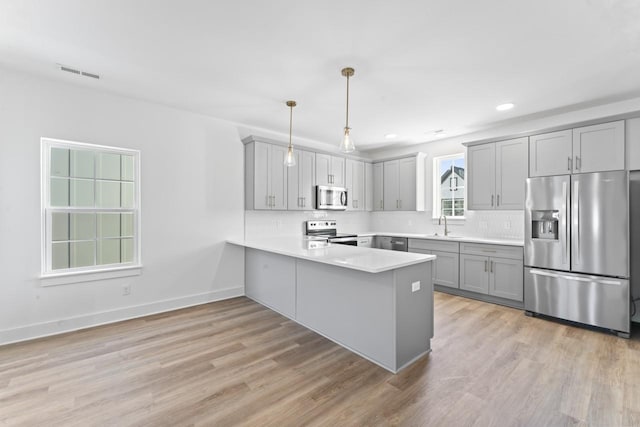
345, 74, 350, 129
289, 104, 293, 147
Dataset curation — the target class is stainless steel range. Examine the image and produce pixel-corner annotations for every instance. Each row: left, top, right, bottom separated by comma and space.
305, 220, 358, 246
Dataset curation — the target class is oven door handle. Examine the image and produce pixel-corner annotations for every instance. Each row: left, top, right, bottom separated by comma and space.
329, 237, 358, 244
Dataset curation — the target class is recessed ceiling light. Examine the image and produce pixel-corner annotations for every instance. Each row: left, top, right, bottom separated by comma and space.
496, 103, 515, 111
385, 133, 397, 139
433, 130, 446, 137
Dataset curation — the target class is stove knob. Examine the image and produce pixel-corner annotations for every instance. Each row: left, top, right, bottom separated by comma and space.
325, 222, 329, 226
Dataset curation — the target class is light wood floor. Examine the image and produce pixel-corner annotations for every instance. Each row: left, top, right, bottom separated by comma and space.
1, 293, 639, 426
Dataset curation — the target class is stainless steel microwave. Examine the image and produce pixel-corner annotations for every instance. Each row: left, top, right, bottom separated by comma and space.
315, 185, 348, 210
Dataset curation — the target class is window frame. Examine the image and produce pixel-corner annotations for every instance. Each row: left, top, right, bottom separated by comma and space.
432, 152, 466, 220
40, 137, 142, 284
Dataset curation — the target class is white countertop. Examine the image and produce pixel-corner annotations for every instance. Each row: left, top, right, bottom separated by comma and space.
357, 232, 524, 247
227, 237, 436, 274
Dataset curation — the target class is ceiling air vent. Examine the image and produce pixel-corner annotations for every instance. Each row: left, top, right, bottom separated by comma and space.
58, 64, 100, 80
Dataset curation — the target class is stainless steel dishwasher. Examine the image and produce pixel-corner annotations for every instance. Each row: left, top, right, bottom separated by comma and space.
390, 237, 408, 251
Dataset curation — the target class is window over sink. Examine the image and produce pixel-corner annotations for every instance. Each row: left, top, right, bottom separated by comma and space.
433, 153, 465, 218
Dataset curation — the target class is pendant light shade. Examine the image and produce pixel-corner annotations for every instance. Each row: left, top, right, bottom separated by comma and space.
284, 100, 297, 167
339, 67, 356, 153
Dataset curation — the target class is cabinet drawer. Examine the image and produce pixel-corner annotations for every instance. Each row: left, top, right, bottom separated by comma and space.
459, 243, 523, 260
408, 238, 459, 253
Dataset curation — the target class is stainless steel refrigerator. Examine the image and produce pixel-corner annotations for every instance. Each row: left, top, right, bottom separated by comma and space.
524, 170, 630, 337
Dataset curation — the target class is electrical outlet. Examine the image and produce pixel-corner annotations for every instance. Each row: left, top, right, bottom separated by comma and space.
411, 281, 421, 292
122, 284, 131, 296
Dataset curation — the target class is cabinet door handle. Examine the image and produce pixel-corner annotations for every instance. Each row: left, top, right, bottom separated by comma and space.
575, 156, 580, 171
568, 156, 572, 171
484, 260, 488, 272
497, 194, 500, 207
490, 261, 494, 273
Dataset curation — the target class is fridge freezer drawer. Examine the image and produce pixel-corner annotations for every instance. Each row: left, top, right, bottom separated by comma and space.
524, 268, 629, 333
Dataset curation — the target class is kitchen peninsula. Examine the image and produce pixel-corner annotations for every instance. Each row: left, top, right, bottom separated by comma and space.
228, 238, 436, 373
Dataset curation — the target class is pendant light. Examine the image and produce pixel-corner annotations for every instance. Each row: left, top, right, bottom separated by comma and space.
339, 67, 356, 153
284, 100, 297, 167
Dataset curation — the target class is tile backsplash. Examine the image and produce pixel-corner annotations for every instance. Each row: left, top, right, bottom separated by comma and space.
244, 210, 372, 239
369, 210, 524, 240
245, 210, 524, 241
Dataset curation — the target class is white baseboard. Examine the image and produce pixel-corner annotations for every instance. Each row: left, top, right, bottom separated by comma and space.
0, 286, 244, 346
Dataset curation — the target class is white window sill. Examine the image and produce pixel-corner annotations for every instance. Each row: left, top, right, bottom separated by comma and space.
40, 265, 142, 287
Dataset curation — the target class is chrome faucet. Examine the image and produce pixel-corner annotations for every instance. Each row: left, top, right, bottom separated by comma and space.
438, 215, 449, 236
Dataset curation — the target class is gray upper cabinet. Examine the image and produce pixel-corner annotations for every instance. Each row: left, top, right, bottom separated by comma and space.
287, 149, 315, 210
467, 143, 496, 210
316, 153, 345, 187
529, 120, 625, 177
468, 137, 527, 210
529, 129, 573, 177
383, 160, 400, 211
245, 141, 288, 210
243, 139, 287, 210
372, 162, 384, 211
572, 121, 625, 174
365, 162, 373, 211
345, 159, 365, 211
495, 138, 528, 209
377, 153, 425, 212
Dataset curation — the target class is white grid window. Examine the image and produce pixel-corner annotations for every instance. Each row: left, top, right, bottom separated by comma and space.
41, 138, 141, 276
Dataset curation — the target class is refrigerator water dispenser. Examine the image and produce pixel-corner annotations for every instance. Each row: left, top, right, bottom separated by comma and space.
531, 210, 559, 240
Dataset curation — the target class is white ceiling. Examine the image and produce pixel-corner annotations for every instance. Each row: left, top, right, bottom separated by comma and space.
1, 0, 640, 151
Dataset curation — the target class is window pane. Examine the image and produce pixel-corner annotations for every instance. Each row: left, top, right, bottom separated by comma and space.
50, 178, 69, 206
70, 150, 94, 179
121, 182, 134, 208
52, 242, 69, 270
70, 213, 95, 240
69, 179, 94, 207
98, 213, 121, 238
96, 181, 120, 207
51, 148, 69, 177
121, 213, 134, 237
70, 241, 95, 268
97, 239, 121, 265
52, 212, 69, 241
121, 238, 134, 263
121, 155, 134, 181
96, 153, 121, 180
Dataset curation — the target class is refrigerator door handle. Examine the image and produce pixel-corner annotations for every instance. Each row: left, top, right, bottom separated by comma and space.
574, 180, 580, 265
529, 269, 623, 286
562, 181, 568, 265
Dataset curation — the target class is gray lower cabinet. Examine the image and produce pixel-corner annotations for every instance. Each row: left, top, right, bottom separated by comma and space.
490, 257, 524, 301
357, 236, 374, 248
377, 236, 392, 250
459, 243, 524, 302
460, 254, 490, 293
409, 239, 459, 289
243, 246, 434, 373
